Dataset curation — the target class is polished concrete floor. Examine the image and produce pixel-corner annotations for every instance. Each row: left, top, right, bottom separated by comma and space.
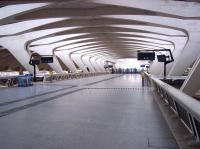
0, 74, 179, 149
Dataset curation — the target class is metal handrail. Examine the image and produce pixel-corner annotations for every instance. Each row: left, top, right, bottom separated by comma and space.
151, 76, 200, 122
145, 72, 200, 143
43, 72, 109, 83
0, 76, 18, 79
0, 76, 18, 87
0, 72, 109, 87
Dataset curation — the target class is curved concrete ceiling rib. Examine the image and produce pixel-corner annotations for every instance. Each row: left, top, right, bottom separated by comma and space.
98, 18, 200, 75
53, 42, 165, 60
66, 38, 171, 49
91, 0, 200, 18
51, 37, 169, 52
0, 27, 78, 73
51, 38, 173, 57
28, 25, 178, 55
54, 39, 168, 52
30, 17, 186, 35
0, 3, 49, 23
21, 5, 188, 53
31, 32, 176, 47
55, 41, 165, 55
29, 33, 172, 57
82, 53, 113, 72
27, 22, 186, 39
27, 27, 179, 59
26, 23, 184, 56
31, 33, 89, 45
28, 22, 181, 72
9, 2, 200, 23
17, 18, 184, 49
0, 18, 68, 36
31, 32, 175, 47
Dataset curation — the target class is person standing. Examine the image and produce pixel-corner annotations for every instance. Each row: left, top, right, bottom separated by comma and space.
141, 71, 144, 87
49, 70, 53, 83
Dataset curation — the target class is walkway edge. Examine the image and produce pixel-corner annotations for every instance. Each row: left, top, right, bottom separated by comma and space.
152, 90, 199, 149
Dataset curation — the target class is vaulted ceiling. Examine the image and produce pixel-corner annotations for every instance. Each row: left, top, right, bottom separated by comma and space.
0, 0, 199, 72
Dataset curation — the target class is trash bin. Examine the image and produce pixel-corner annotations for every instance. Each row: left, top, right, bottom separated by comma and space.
17, 74, 33, 87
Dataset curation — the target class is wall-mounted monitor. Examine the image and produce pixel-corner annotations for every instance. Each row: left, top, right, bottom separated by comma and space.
157, 55, 166, 62
137, 52, 155, 60
41, 57, 53, 63
31, 59, 40, 65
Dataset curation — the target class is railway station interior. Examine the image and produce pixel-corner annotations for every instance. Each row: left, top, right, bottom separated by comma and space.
0, 0, 200, 149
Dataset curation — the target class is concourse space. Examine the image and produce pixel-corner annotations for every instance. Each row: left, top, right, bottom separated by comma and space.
0, 74, 178, 149
1, 1, 200, 149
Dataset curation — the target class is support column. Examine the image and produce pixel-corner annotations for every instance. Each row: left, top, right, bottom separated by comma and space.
180, 56, 200, 97
0, 36, 37, 74
48, 55, 63, 73
96, 58, 105, 72
161, 37, 188, 76
55, 51, 77, 73
169, 32, 200, 76
71, 54, 88, 73
30, 45, 63, 73
90, 57, 102, 72
100, 59, 106, 72
82, 55, 95, 73
150, 36, 187, 76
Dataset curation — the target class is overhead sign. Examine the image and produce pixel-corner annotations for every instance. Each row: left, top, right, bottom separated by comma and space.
41, 57, 53, 63
104, 64, 113, 69
157, 55, 166, 62
30, 59, 40, 65
137, 52, 155, 60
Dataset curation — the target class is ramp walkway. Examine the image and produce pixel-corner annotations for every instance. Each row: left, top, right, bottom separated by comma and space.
0, 74, 179, 149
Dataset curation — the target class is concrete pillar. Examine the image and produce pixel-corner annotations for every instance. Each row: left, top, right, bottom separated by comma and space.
96, 58, 105, 72
150, 36, 187, 76
161, 37, 188, 76
30, 46, 63, 73
55, 51, 77, 73
48, 55, 63, 73
71, 54, 88, 73
82, 55, 95, 73
90, 57, 102, 72
100, 59, 106, 72
0, 36, 37, 74
169, 32, 200, 76
0, 27, 72, 73
180, 56, 200, 97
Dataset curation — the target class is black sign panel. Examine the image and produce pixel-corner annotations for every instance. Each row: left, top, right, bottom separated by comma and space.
157, 55, 166, 62
140, 65, 145, 67
41, 57, 53, 63
146, 65, 150, 68
31, 59, 40, 65
104, 64, 113, 69
137, 52, 155, 60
